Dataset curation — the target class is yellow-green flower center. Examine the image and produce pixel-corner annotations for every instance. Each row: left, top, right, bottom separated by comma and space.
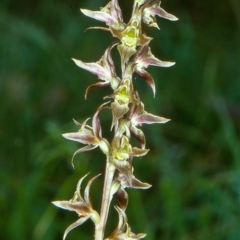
112, 136, 132, 161
115, 79, 131, 104
121, 25, 139, 47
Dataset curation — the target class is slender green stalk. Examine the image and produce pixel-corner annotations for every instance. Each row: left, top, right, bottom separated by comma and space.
95, 159, 116, 240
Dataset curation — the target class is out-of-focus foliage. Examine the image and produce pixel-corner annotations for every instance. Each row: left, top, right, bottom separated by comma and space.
1, 0, 240, 239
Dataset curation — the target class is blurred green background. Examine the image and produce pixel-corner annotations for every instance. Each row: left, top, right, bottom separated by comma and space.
1, 0, 240, 239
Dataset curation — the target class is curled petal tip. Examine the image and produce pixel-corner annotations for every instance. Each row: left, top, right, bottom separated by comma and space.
168, 61, 176, 67
170, 15, 179, 21
72, 58, 83, 67
73, 119, 81, 127
165, 118, 171, 123
155, 60, 175, 67
71, 58, 78, 64
52, 201, 60, 207
62, 133, 70, 139
166, 15, 179, 22
63, 216, 91, 240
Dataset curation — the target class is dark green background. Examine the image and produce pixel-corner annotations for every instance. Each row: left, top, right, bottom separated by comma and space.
1, 0, 240, 239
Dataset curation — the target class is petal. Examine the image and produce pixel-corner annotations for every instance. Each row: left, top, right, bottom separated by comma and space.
131, 147, 149, 157
75, 173, 90, 200
135, 45, 175, 68
137, 32, 152, 46
52, 201, 91, 214
115, 205, 127, 231
111, 180, 121, 196
151, 6, 178, 21
130, 232, 147, 239
84, 174, 101, 207
80, 9, 117, 25
63, 215, 91, 240
62, 132, 99, 145
115, 187, 128, 211
72, 145, 98, 168
111, 0, 124, 23
135, 69, 155, 96
113, 160, 132, 186
131, 177, 151, 189
143, 57, 175, 68
134, 44, 147, 60
142, 12, 160, 29
116, 119, 131, 139
72, 58, 110, 80
73, 119, 82, 127
92, 102, 110, 138
137, 233, 147, 239
108, 188, 144, 239
111, 102, 129, 130
85, 82, 110, 99
85, 26, 111, 33
133, 112, 170, 125
106, 206, 124, 238
103, 42, 120, 88
117, 44, 137, 72
130, 125, 146, 149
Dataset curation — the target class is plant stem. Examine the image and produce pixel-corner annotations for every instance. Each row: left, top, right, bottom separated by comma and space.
95, 158, 116, 240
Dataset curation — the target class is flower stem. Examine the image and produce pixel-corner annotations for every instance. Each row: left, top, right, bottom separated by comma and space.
95, 158, 116, 240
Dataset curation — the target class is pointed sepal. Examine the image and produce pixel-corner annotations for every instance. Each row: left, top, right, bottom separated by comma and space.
63, 216, 91, 240
130, 102, 170, 126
